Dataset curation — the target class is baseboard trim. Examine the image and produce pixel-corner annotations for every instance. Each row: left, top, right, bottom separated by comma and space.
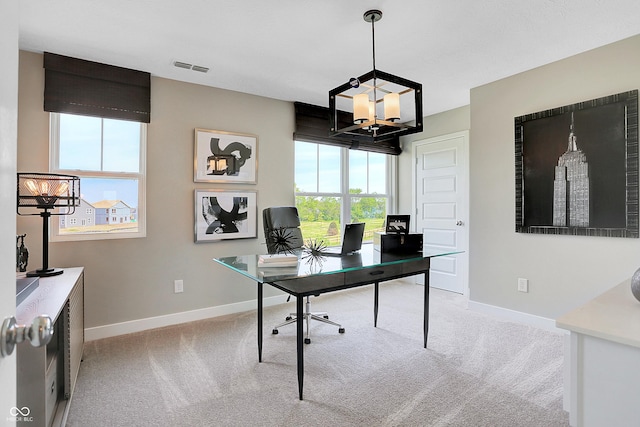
467, 300, 564, 334
86, 293, 564, 341
85, 294, 289, 341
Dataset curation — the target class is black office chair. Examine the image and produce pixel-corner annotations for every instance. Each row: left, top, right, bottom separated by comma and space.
262, 206, 344, 344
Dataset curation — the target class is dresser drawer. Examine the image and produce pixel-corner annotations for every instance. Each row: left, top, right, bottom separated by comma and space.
402, 258, 430, 275
345, 263, 403, 284
45, 353, 59, 425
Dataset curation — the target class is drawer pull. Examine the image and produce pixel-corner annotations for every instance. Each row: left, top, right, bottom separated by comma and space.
369, 270, 385, 276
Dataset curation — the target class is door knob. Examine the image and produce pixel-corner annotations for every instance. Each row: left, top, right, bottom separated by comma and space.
456, 221, 464, 226
1, 315, 53, 357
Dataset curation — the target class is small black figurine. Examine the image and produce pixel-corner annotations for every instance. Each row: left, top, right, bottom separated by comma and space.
16, 234, 29, 272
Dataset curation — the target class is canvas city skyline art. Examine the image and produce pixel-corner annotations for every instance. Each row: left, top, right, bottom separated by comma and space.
515, 90, 639, 238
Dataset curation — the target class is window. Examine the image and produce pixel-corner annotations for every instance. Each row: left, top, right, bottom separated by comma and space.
50, 113, 146, 241
295, 141, 393, 244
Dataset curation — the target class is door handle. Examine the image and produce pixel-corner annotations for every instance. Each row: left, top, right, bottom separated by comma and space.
1, 315, 53, 357
456, 221, 464, 226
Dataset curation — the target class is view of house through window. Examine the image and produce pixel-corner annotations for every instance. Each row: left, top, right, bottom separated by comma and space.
294, 141, 389, 245
50, 113, 146, 241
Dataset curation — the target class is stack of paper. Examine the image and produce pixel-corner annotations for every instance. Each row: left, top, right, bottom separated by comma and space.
258, 253, 298, 267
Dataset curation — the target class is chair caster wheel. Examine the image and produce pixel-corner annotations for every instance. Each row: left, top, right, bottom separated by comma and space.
323, 315, 329, 319
338, 328, 345, 334
272, 329, 279, 335
285, 316, 292, 321
304, 338, 311, 344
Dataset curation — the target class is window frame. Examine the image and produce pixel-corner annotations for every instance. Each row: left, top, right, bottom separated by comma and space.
294, 141, 397, 242
49, 112, 147, 241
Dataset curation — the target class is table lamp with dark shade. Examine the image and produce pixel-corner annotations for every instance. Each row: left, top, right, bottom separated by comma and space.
17, 173, 80, 277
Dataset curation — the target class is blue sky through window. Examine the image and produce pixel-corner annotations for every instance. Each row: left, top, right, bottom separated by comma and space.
58, 113, 141, 208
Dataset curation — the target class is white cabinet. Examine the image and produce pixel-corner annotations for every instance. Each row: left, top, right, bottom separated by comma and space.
16, 268, 84, 427
556, 279, 640, 427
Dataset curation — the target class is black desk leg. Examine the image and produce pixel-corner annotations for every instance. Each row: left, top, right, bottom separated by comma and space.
296, 295, 304, 400
423, 271, 430, 348
257, 282, 263, 362
374, 282, 379, 327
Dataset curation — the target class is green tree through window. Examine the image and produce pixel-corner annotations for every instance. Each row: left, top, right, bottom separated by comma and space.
294, 142, 389, 245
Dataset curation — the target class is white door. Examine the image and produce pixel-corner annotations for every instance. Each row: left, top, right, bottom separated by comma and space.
414, 131, 469, 294
1, 0, 19, 417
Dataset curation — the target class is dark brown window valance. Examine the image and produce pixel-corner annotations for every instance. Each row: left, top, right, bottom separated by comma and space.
44, 52, 150, 123
293, 102, 401, 155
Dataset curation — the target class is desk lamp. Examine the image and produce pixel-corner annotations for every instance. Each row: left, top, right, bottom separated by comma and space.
17, 173, 80, 277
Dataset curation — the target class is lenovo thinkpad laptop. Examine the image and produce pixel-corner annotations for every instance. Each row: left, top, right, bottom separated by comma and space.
322, 223, 365, 256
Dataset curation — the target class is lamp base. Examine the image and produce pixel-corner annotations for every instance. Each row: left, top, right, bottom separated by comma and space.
26, 268, 64, 278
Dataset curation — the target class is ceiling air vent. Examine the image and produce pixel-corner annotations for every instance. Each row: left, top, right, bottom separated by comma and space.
173, 61, 209, 73
191, 65, 209, 73
173, 61, 192, 70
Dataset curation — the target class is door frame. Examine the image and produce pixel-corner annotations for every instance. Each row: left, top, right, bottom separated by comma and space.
1, 0, 19, 416
412, 130, 470, 295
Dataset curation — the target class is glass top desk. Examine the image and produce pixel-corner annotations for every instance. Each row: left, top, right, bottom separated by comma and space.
214, 243, 459, 400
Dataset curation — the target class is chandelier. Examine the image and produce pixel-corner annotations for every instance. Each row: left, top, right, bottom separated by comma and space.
329, 10, 423, 141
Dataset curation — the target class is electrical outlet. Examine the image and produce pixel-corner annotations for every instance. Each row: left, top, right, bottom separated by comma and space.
174, 279, 184, 293
517, 278, 529, 293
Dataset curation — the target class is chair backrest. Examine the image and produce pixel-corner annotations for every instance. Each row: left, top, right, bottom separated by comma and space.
263, 206, 304, 254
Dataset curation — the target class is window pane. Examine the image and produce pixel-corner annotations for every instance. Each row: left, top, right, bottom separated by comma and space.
368, 153, 386, 194
349, 150, 367, 193
103, 119, 141, 172
318, 145, 340, 193
59, 177, 139, 235
296, 195, 342, 246
351, 196, 387, 243
59, 114, 101, 170
294, 141, 318, 192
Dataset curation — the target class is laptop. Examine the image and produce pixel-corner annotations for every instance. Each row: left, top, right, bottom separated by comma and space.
322, 223, 365, 256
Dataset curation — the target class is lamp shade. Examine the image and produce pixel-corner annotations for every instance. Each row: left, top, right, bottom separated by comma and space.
17, 172, 80, 277
17, 173, 80, 214
384, 93, 400, 121
353, 93, 370, 123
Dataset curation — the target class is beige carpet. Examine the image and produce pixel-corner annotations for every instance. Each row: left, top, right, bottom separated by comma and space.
67, 279, 569, 426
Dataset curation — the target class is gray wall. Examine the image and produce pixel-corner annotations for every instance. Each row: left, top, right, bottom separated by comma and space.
17, 50, 294, 329
469, 34, 640, 319
397, 105, 471, 216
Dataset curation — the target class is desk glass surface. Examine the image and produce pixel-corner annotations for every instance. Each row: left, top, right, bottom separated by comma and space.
213, 243, 457, 284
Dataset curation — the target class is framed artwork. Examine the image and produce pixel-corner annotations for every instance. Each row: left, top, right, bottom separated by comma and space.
515, 90, 638, 237
385, 214, 410, 234
194, 190, 257, 243
194, 128, 258, 184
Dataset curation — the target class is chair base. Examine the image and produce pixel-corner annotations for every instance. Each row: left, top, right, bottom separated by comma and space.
272, 296, 345, 344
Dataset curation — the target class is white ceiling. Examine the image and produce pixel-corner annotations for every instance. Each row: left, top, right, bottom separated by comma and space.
18, 0, 640, 116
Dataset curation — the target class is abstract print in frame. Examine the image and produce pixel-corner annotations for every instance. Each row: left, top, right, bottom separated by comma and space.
515, 90, 639, 237
194, 128, 258, 184
195, 190, 257, 242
